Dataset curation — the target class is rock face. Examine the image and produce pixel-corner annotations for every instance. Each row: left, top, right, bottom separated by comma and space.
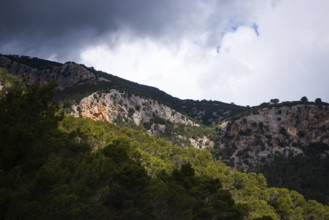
0, 54, 246, 126
0, 55, 218, 149
0, 55, 95, 90
216, 104, 329, 170
72, 90, 198, 127
70, 90, 215, 149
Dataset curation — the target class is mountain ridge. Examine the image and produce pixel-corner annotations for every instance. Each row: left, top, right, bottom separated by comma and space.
0, 54, 245, 126
1, 53, 329, 205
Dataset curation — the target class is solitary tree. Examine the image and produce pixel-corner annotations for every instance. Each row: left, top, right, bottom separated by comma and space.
270, 98, 280, 105
315, 98, 322, 104
300, 96, 308, 102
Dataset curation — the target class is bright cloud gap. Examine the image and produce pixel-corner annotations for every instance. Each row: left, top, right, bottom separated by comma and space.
0, 0, 328, 106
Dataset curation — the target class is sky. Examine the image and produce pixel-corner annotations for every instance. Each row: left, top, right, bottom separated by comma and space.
1, 0, 329, 106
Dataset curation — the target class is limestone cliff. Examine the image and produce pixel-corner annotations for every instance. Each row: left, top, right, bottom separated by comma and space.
0, 55, 95, 90
0, 55, 219, 149
72, 89, 198, 126
0, 54, 245, 126
216, 104, 329, 170
70, 90, 216, 149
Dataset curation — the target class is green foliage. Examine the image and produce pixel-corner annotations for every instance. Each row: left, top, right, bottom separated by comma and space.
59, 116, 329, 219
0, 76, 328, 219
0, 71, 62, 172
0, 81, 242, 219
257, 147, 329, 205
151, 164, 242, 220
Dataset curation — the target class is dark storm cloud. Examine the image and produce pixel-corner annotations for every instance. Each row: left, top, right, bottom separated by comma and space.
0, 0, 253, 61
0, 0, 199, 60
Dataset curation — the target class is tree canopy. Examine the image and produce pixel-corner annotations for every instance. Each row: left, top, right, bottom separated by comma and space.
0, 69, 328, 219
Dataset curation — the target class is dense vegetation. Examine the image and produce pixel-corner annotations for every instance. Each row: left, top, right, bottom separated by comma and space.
257, 142, 329, 204
1, 69, 329, 219
59, 118, 329, 220
0, 71, 241, 219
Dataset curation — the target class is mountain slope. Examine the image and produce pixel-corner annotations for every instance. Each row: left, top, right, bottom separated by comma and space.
2, 54, 329, 206
215, 103, 329, 203
216, 103, 329, 169
0, 77, 245, 219
0, 54, 244, 149
2, 73, 328, 219
0, 54, 245, 126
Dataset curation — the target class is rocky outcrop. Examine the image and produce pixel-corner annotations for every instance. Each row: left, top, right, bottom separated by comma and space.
0, 54, 246, 127
70, 90, 213, 148
72, 89, 198, 127
216, 104, 329, 170
0, 55, 96, 90
0, 55, 217, 149
189, 136, 215, 149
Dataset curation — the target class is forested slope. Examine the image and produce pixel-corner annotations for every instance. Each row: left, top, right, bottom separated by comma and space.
1, 69, 328, 219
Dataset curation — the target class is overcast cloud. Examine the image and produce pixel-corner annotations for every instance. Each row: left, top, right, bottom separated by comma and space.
1, 0, 328, 106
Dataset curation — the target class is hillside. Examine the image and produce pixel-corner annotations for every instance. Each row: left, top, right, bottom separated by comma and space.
0, 74, 328, 219
1, 54, 329, 208
215, 103, 329, 203
216, 103, 329, 169
0, 54, 245, 126
0, 54, 245, 149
